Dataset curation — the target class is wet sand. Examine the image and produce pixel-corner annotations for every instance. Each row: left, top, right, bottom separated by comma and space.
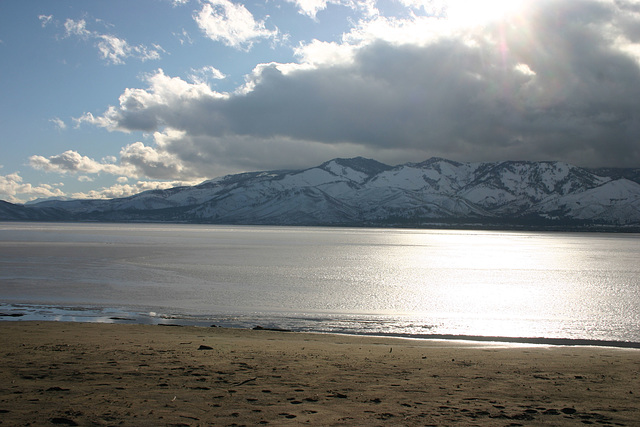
1, 321, 638, 426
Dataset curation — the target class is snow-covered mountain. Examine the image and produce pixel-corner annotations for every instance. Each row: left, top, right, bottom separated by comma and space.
3, 157, 640, 229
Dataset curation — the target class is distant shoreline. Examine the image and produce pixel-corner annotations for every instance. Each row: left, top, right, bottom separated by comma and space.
2, 218, 640, 233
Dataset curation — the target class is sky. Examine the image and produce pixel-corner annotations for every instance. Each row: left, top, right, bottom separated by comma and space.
1, 0, 640, 203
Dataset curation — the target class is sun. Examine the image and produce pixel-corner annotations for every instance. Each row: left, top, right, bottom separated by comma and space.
444, 0, 525, 27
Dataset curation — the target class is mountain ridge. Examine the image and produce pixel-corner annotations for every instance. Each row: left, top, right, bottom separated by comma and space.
2, 157, 640, 231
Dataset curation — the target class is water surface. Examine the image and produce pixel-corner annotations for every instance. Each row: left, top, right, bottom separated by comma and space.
1, 222, 638, 344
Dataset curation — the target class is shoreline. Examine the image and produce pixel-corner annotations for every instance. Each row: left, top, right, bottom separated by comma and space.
3, 307, 640, 349
1, 321, 639, 426
3, 219, 640, 233
354, 332, 640, 349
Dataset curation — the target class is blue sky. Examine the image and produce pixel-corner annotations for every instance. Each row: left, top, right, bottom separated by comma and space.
1, 0, 640, 203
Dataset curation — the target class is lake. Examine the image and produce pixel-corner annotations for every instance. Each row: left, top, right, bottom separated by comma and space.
1, 222, 639, 345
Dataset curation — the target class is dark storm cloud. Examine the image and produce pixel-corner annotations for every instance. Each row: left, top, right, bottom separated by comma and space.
82, 0, 640, 169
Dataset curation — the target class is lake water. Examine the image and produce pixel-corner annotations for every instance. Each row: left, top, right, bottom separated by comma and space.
1, 222, 639, 346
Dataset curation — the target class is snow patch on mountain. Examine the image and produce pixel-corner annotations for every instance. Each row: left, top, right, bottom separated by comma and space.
535, 179, 640, 223
4, 157, 640, 228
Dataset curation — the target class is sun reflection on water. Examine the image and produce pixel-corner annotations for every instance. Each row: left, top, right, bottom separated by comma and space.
347, 230, 637, 339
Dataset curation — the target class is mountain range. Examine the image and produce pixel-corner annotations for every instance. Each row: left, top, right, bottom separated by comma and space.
2, 157, 640, 230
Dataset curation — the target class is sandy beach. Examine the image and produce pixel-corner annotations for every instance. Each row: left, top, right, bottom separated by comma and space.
1, 322, 638, 426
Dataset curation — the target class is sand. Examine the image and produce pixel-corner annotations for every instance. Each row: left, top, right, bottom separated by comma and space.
0, 322, 638, 426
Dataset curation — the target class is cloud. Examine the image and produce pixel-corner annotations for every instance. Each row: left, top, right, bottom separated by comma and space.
27, 137, 207, 182
96, 35, 164, 65
77, 0, 640, 170
7, 161, 200, 202
0, 172, 65, 204
140, 128, 372, 176
49, 117, 67, 130
73, 110, 119, 130
71, 179, 200, 200
64, 18, 91, 38
48, 17, 165, 64
286, 0, 378, 19
293, 39, 357, 67
286, 0, 335, 18
74, 69, 228, 132
174, 28, 194, 45
119, 141, 193, 180
38, 14, 53, 27
194, 0, 280, 50
189, 65, 227, 84
29, 150, 133, 176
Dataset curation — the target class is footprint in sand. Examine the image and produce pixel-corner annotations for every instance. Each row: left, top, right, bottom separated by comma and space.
278, 413, 297, 419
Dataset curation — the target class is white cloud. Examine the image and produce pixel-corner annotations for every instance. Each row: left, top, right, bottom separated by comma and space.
194, 0, 280, 50
174, 28, 194, 45
96, 35, 165, 65
119, 141, 195, 180
38, 14, 53, 27
96, 34, 133, 64
189, 65, 227, 84
75, 69, 228, 132
49, 117, 67, 130
20, 143, 205, 201
64, 18, 91, 38
49, 17, 164, 65
28, 134, 207, 183
286, 0, 332, 18
514, 63, 536, 76
71, 179, 200, 200
286, 0, 378, 19
294, 39, 356, 66
29, 150, 134, 176
74, 110, 120, 130
0, 172, 65, 204
342, 13, 453, 47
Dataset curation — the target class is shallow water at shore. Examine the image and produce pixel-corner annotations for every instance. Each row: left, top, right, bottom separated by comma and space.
1, 222, 639, 345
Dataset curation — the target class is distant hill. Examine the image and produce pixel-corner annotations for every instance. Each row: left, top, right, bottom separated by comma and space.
2, 157, 640, 230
